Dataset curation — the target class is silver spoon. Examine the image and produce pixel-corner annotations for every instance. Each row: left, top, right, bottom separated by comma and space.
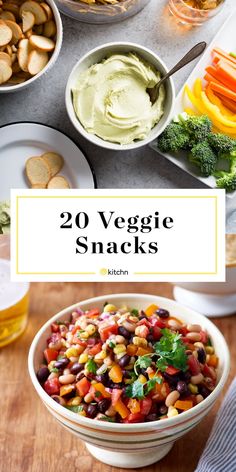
148, 41, 207, 104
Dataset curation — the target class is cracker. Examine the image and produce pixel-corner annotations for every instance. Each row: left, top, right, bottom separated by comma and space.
47, 175, 70, 189
25, 155, 51, 186
41, 151, 64, 176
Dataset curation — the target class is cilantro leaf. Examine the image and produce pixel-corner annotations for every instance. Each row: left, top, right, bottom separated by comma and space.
51, 367, 59, 373
154, 328, 187, 372
134, 355, 152, 375
131, 309, 139, 316
99, 416, 115, 423
146, 377, 162, 394
125, 380, 145, 399
86, 358, 97, 374
65, 405, 83, 413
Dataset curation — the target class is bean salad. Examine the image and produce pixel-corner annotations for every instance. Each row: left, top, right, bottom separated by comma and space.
36, 303, 219, 423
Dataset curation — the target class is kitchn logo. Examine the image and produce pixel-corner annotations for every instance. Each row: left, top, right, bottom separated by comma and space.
100, 268, 129, 276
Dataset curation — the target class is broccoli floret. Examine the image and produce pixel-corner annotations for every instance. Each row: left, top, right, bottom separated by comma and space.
189, 141, 218, 177
208, 133, 236, 154
157, 122, 190, 153
179, 114, 212, 142
216, 150, 236, 192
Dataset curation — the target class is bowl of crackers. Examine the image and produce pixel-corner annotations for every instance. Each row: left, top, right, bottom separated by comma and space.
0, 0, 62, 92
55, 0, 150, 24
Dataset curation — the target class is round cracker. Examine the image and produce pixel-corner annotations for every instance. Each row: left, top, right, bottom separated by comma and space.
25, 155, 51, 186
47, 175, 70, 189
41, 152, 64, 177
31, 183, 46, 188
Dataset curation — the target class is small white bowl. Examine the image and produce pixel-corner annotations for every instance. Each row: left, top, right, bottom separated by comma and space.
65, 42, 175, 151
0, 0, 63, 94
28, 293, 229, 469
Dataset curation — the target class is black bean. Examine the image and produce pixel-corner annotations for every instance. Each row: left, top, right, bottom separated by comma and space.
199, 385, 211, 398
177, 381, 188, 395
197, 348, 206, 364
183, 371, 192, 383
71, 362, 85, 375
51, 395, 65, 406
159, 405, 168, 415
139, 311, 148, 320
163, 372, 179, 386
37, 366, 49, 383
96, 372, 109, 385
98, 398, 111, 413
54, 358, 69, 369
147, 334, 154, 343
76, 372, 85, 382
156, 308, 169, 319
146, 413, 158, 422
87, 404, 98, 418
118, 326, 131, 339
118, 354, 130, 368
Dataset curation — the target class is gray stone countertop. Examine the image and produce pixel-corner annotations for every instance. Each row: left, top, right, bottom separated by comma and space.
0, 0, 235, 218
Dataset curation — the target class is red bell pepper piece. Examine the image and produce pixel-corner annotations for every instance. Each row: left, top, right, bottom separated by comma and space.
87, 308, 100, 318
99, 324, 118, 342
44, 348, 58, 364
140, 398, 152, 415
152, 326, 162, 340
149, 316, 166, 329
51, 323, 60, 333
44, 377, 60, 395
188, 355, 200, 375
137, 319, 151, 328
88, 342, 102, 356
202, 364, 216, 380
76, 377, 91, 397
111, 388, 123, 406
165, 366, 180, 376
124, 413, 145, 423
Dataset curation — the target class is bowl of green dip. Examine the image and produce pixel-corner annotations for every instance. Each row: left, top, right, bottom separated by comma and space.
65, 42, 175, 150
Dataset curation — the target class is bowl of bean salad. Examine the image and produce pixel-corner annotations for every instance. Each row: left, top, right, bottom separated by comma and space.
28, 293, 230, 468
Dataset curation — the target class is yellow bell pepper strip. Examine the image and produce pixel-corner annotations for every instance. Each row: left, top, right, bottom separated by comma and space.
127, 398, 141, 414
201, 91, 236, 128
109, 364, 123, 383
205, 86, 235, 118
114, 399, 130, 419
193, 77, 203, 98
184, 84, 206, 115
174, 400, 193, 411
145, 304, 158, 317
184, 107, 198, 116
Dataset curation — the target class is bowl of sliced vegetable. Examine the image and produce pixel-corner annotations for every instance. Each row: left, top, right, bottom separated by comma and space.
28, 293, 229, 468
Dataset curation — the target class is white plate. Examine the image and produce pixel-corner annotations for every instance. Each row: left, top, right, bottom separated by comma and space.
151, 9, 236, 199
0, 122, 96, 200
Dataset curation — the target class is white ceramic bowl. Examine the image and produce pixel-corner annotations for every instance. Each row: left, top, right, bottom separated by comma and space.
0, 0, 63, 94
65, 42, 175, 151
28, 293, 229, 469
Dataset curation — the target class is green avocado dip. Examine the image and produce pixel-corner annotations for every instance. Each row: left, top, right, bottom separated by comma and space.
72, 52, 165, 145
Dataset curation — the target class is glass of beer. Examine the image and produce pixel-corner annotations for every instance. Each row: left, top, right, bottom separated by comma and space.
168, 0, 226, 26
0, 235, 30, 347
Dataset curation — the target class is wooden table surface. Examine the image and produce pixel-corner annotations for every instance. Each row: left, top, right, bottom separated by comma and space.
1, 282, 235, 472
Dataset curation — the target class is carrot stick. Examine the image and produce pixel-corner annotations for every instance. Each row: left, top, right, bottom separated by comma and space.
216, 60, 236, 91
216, 94, 236, 113
209, 81, 236, 103
213, 47, 236, 66
205, 66, 236, 93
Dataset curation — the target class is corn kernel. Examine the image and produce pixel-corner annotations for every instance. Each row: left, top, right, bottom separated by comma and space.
138, 374, 147, 384
94, 350, 107, 361
48, 360, 56, 372
78, 410, 86, 417
133, 336, 148, 347
188, 383, 198, 394
66, 346, 80, 358
167, 406, 179, 418
206, 346, 214, 355
79, 331, 89, 339
114, 344, 126, 355
103, 304, 117, 313
79, 353, 89, 364
67, 396, 82, 406
86, 324, 96, 336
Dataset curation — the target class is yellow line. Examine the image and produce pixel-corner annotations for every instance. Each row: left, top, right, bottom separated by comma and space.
16, 272, 96, 275
17, 196, 217, 199
134, 272, 217, 275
